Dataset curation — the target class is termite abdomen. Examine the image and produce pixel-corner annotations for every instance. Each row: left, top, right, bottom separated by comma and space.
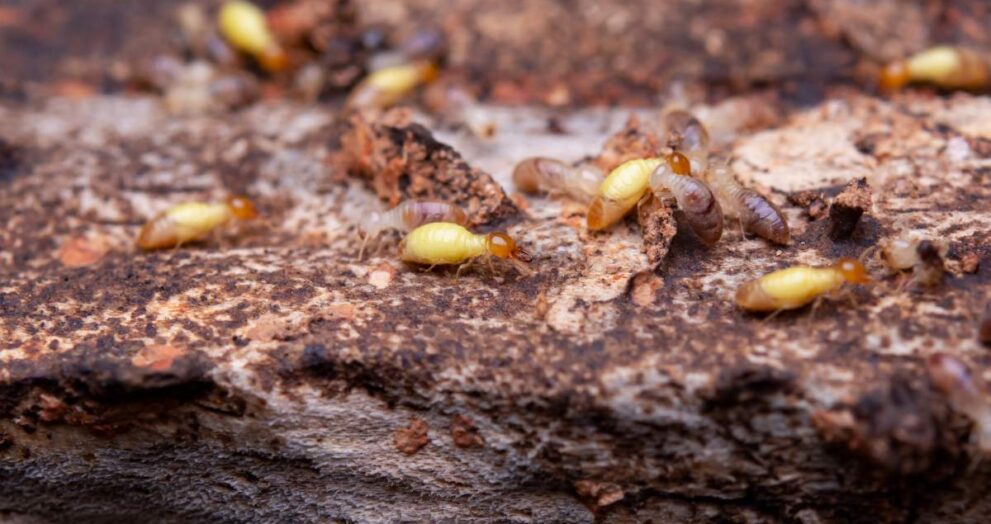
738, 190, 790, 245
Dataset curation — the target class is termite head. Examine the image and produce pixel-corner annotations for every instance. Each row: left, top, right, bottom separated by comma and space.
257, 45, 290, 73
880, 60, 910, 92
916, 240, 944, 266
226, 195, 258, 220
834, 257, 871, 284
486, 232, 532, 262
668, 152, 692, 176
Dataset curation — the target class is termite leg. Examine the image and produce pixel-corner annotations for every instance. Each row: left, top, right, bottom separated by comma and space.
358, 231, 376, 261
456, 258, 475, 279
858, 245, 877, 264
761, 307, 787, 324
895, 273, 912, 293
843, 287, 859, 308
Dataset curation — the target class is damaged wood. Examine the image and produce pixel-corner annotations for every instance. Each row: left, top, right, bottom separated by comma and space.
829, 177, 873, 239
339, 110, 520, 227
1, 79, 991, 524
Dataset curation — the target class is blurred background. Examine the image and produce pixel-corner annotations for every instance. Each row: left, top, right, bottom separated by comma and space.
1, 0, 988, 109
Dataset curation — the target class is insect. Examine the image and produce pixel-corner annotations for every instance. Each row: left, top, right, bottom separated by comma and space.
879, 233, 948, 288
735, 258, 871, 312
662, 110, 710, 174
663, 110, 788, 245
586, 158, 664, 230
705, 164, 790, 245
399, 222, 532, 274
347, 60, 439, 110
649, 152, 723, 245
927, 353, 991, 453
512, 157, 603, 204
358, 200, 468, 259
218, 1, 288, 73
880, 46, 990, 92
137, 196, 257, 250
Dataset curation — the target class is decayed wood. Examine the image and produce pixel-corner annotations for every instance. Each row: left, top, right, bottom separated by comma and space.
0, 88, 990, 522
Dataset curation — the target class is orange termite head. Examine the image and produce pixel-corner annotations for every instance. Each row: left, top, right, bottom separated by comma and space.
668, 151, 692, 176
834, 257, 871, 284
226, 195, 258, 220
258, 45, 290, 73
879, 60, 910, 92
486, 232, 532, 262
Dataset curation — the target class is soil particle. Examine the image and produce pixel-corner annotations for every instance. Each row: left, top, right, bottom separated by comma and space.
449, 414, 484, 449
575, 480, 624, 510
636, 194, 677, 268
593, 115, 664, 173
394, 418, 430, 455
788, 190, 828, 220
57, 236, 112, 268
828, 177, 873, 240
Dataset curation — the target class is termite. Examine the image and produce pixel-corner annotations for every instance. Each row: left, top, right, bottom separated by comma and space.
880, 46, 990, 92
735, 258, 871, 312
137, 196, 257, 250
399, 222, 532, 274
512, 157, 603, 204
705, 164, 790, 245
662, 110, 710, 174
358, 200, 468, 259
649, 152, 723, 245
879, 233, 948, 288
927, 353, 991, 453
218, 0, 288, 73
586, 158, 664, 230
346, 60, 439, 110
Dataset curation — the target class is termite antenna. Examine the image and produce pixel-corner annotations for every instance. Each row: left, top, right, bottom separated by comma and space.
358, 231, 373, 261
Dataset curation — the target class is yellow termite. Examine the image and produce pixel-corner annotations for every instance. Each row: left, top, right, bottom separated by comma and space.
358, 200, 468, 259
586, 158, 664, 231
137, 196, 257, 250
346, 60, 439, 110
399, 222, 532, 273
735, 258, 871, 312
512, 157, 603, 204
880, 46, 990, 91
218, 1, 288, 73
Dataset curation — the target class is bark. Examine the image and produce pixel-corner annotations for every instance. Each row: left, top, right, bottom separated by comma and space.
0, 89, 989, 523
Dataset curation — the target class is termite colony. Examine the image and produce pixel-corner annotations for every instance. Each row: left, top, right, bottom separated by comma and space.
510, 105, 976, 316
132, 0, 452, 114
513, 109, 868, 312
